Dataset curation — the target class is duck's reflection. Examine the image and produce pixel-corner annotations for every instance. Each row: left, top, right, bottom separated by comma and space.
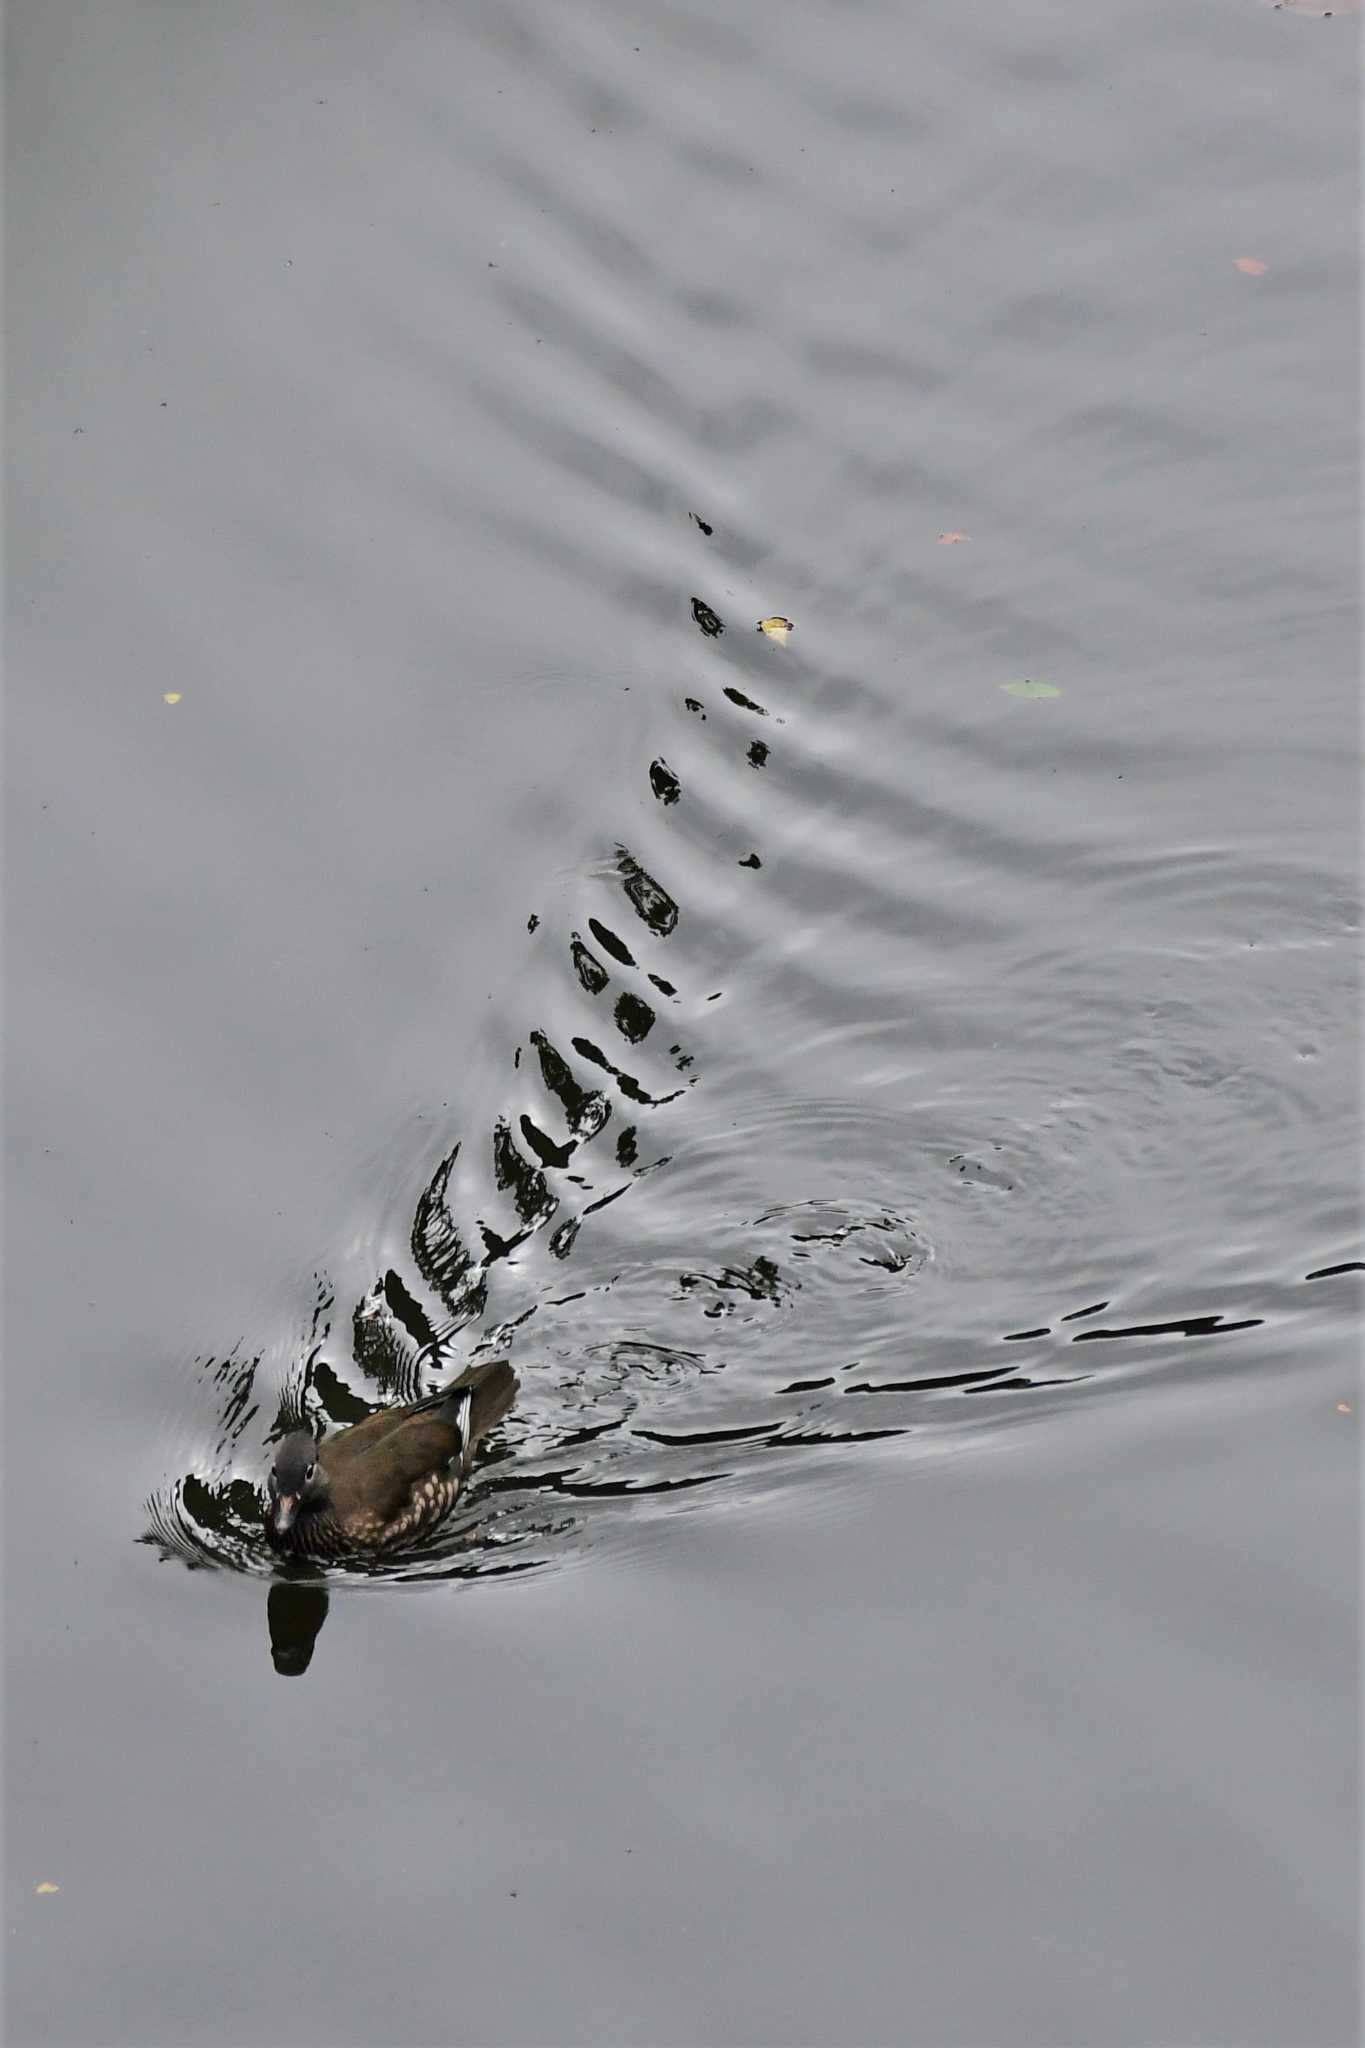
267, 1569, 330, 1677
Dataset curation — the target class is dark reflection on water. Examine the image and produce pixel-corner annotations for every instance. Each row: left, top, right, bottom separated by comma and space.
267, 1571, 329, 1679
142, 538, 1361, 1625
1071, 1312, 1265, 1343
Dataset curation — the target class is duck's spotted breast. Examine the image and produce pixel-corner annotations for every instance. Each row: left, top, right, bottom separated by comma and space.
267, 1471, 464, 1558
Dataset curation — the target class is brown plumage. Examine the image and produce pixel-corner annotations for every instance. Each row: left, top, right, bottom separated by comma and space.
263, 1356, 517, 1559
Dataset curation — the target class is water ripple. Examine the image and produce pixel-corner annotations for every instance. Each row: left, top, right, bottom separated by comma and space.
143, 574, 1355, 1578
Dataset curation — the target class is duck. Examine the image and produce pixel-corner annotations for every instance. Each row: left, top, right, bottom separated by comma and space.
263, 1355, 517, 1559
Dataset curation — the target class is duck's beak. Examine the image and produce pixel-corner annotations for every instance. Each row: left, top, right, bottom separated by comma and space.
272, 1493, 299, 1534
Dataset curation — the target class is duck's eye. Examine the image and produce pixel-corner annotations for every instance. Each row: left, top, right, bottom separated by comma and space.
304, 1462, 316, 1483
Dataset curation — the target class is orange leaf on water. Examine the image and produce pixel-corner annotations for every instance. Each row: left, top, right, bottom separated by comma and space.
1235, 257, 1269, 276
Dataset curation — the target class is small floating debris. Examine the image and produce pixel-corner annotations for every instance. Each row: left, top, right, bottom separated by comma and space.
690, 513, 714, 536
999, 678, 1060, 698
163, 692, 183, 705
756, 615, 794, 644
35, 1882, 59, 1896
1234, 256, 1269, 276
691, 597, 724, 637
937, 531, 969, 546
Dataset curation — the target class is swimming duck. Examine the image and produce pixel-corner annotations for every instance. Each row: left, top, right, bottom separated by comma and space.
263, 1355, 516, 1559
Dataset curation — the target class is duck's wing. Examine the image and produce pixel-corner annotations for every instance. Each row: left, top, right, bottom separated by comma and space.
329, 1415, 465, 1531
324, 1356, 516, 1479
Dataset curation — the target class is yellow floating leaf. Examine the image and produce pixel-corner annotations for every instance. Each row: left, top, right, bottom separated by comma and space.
163, 692, 183, 705
757, 616, 794, 644
36, 1881, 59, 1895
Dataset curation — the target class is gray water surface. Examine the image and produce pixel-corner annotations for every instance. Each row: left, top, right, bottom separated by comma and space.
4, 1, 1359, 2043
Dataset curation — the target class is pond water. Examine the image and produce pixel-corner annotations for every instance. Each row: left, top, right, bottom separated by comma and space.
5, 1, 1359, 2043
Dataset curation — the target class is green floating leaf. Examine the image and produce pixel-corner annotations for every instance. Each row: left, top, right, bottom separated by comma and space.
999, 679, 1061, 698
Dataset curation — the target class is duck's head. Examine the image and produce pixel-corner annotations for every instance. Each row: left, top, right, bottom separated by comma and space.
266, 1431, 329, 1536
